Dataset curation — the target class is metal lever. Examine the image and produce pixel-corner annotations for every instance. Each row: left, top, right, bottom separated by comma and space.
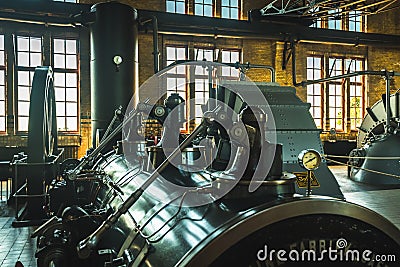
68, 99, 151, 180
100, 106, 123, 143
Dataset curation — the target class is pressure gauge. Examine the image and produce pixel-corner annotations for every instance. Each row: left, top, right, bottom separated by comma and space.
113, 55, 123, 65
298, 149, 322, 171
154, 106, 165, 117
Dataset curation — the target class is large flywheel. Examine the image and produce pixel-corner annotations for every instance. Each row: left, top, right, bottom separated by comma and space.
24, 66, 58, 221
27, 66, 58, 163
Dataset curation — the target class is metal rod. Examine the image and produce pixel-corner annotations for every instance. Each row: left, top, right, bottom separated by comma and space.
296, 70, 400, 87
385, 74, 392, 133
208, 64, 216, 111
68, 109, 140, 179
166, 60, 276, 83
227, 62, 276, 83
100, 106, 123, 143
152, 16, 160, 74
395, 93, 399, 119
306, 170, 312, 196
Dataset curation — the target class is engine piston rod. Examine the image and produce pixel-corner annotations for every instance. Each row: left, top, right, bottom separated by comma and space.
68, 100, 152, 180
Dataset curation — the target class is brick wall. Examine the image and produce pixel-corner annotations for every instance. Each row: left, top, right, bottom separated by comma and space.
5, 0, 396, 159
78, 0, 400, 144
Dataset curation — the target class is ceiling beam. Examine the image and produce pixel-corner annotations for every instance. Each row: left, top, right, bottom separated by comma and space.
0, 1, 399, 48
139, 10, 400, 48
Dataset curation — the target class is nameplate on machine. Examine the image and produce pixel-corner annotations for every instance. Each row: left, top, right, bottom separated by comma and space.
293, 172, 320, 188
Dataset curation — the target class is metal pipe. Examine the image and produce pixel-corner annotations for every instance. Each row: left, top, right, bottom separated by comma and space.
227, 62, 276, 83
100, 106, 123, 143
385, 74, 392, 133
298, 70, 400, 87
208, 64, 216, 110
292, 42, 301, 86
152, 16, 160, 74
395, 93, 399, 119
0, 11, 81, 28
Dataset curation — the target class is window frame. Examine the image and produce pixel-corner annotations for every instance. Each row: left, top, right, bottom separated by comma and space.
306, 56, 324, 129
165, 44, 241, 128
310, 8, 365, 32
221, 0, 240, 20
0, 34, 6, 134
52, 37, 80, 133
15, 34, 43, 133
194, 0, 215, 17
166, 0, 186, 14
306, 55, 366, 132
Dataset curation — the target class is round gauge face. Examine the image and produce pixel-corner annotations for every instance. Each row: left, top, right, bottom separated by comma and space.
298, 149, 322, 171
113, 55, 123, 65
154, 106, 165, 117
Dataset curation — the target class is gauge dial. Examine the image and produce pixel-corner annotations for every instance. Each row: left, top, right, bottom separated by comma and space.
298, 149, 322, 171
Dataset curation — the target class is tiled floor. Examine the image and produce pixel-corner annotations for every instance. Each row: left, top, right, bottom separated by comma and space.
0, 216, 36, 267
0, 166, 399, 267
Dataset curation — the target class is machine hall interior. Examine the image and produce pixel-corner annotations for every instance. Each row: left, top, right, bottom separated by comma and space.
0, 0, 399, 267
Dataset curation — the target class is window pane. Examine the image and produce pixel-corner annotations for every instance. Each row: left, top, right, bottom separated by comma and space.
18, 52, 29, 66
17, 37, 29, 51
18, 102, 30, 116
54, 54, 65, 68
0, 51, 4, 66
57, 117, 65, 130
18, 71, 30, 86
66, 87, 77, 101
65, 40, 76, 54
176, 2, 185, 13
221, 7, 229, 18
66, 103, 78, 116
30, 38, 41, 52
55, 88, 66, 101
0, 35, 4, 50
204, 5, 212, 16
30, 53, 42, 67
19, 117, 29, 132
0, 117, 5, 131
66, 55, 77, 69
166, 47, 176, 60
54, 73, 66, 87
18, 86, 30, 101
54, 39, 65, 53
166, 1, 175, 12
231, 9, 239, 19
66, 73, 77, 87
56, 102, 66, 116
0, 101, 4, 116
66, 117, 78, 131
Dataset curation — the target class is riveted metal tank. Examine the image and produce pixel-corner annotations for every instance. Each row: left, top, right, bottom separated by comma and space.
90, 1, 139, 146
